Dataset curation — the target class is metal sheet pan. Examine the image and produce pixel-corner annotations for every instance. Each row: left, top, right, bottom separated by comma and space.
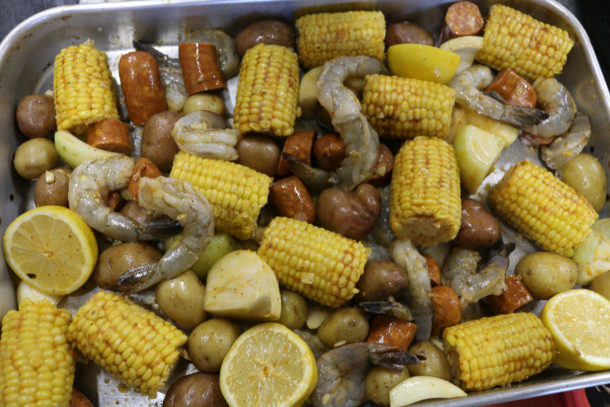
0, 0, 609, 406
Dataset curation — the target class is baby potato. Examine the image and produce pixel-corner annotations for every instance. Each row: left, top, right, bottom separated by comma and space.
559, 153, 607, 212
188, 319, 241, 373
278, 290, 308, 329
365, 366, 410, 406
94, 242, 162, 291
515, 252, 578, 299
589, 271, 610, 300
14, 138, 58, 179
317, 307, 369, 348
407, 341, 452, 381
183, 94, 226, 116
163, 373, 227, 407
156, 270, 207, 331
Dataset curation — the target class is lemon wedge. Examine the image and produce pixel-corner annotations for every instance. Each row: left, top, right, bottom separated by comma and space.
541, 289, 610, 371
220, 322, 317, 407
3, 206, 97, 295
388, 44, 460, 84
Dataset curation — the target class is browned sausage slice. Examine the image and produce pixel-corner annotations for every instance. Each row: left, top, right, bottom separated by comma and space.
269, 176, 315, 223
178, 42, 226, 95
119, 51, 168, 126
86, 118, 133, 154
440, 1, 484, 43
485, 68, 537, 108
276, 130, 315, 176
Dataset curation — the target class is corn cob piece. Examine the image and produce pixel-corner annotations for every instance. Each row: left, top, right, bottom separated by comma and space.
257, 217, 370, 307
476, 4, 574, 81
233, 43, 299, 137
0, 299, 74, 407
170, 151, 272, 240
362, 74, 455, 139
296, 10, 386, 69
68, 291, 187, 398
53, 40, 119, 135
389, 136, 461, 247
443, 312, 556, 391
489, 160, 598, 257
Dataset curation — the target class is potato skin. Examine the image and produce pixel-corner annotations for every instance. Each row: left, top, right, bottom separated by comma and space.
365, 366, 410, 406
14, 138, 58, 179
316, 307, 369, 348
141, 111, 181, 172
156, 270, 207, 331
385, 21, 434, 47
236, 135, 280, 176
515, 252, 578, 299
407, 341, 452, 381
164, 373, 228, 407
33, 168, 71, 207
588, 271, 610, 300
559, 153, 607, 212
188, 319, 241, 373
16, 94, 56, 138
355, 261, 408, 302
454, 198, 501, 249
94, 243, 162, 291
235, 20, 295, 57
278, 290, 308, 329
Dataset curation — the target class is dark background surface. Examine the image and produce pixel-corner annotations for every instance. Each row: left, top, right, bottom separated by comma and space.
1, 0, 609, 405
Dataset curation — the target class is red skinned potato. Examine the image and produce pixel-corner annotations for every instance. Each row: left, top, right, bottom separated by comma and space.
385, 21, 434, 47
455, 198, 501, 249
235, 20, 295, 57
316, 183, 381, 239
141, 111, 181, 173
355, 261, 408, 302
367, 143, 394, 187
16, 94, 56, 138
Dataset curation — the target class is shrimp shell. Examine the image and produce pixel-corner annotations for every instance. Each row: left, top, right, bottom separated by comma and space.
541, 112, 591, 170
522, 77, 577, 138
316, 56, 386, 190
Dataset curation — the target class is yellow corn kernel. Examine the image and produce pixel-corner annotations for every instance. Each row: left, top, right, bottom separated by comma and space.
362, 74, 455, 139
0, 299, 74, 406
476, 4, 574, 81
67, 291, 187, 398
233, 43, 299, 137
53, 40, 119, 135
390, 136, 461, 247
296, 10, 386, 69
443, 313, 556, 391
170, 151, 272, 240
489, 160, 598, 257
257, 217, 370, 307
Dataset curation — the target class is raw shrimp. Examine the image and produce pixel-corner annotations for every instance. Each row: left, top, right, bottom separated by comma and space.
116, 176, 214, 292
133, 40, 188, 112
522, 77, 577, 138
390, 238, 432, 341
186, 29, 241, 79
311, 342, 420, 407
442, 245, 512, 305
316, 56, 386, 190
449, 65, 548, 127
172, 111, 241, 160
68, 155, 176, 242
541, 112, 591, 170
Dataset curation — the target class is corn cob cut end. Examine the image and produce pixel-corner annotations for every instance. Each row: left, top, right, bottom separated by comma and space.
443, 313, 556, 391
233, 43, 299, 137
362, 74, 455, 139
296, 10, 386, 68
68, 291, 187, 398
390, 136, 461, 247
53, 40, 119, 135
257, 217, 370, 307
489, 160, 597, 257
477, 4, 574, 80
0, 299, 75, 406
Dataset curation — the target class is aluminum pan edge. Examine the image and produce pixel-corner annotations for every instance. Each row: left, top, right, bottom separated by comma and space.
0, 1, 609, 406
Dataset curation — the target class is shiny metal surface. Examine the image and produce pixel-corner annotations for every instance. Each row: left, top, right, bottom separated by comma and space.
0, 1, 609, 406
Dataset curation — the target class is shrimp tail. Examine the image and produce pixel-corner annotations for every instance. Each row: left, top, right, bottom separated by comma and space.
359, 300, 413, 321
370, 350, 423, 371
503, 105, 549, 127
133, 40, 180, 68
283, 153, 334, 192
137, 216, 182, 239
115, 263, 157, 293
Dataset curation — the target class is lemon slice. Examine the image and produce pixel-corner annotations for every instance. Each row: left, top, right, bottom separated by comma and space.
3, 206, 98, 295
387, 43, 461, 84
541, 289, 610, 371
220, 322, 317, 407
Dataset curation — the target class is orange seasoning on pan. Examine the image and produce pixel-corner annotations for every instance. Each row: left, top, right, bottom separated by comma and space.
178, 42, 226, 95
